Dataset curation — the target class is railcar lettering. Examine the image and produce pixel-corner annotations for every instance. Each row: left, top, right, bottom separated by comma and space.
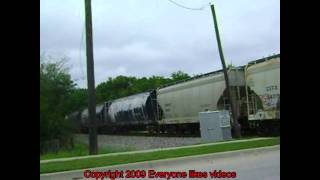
266, 85, 278, 91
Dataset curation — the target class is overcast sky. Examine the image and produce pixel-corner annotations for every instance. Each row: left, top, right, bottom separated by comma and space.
40, 0, 279, 88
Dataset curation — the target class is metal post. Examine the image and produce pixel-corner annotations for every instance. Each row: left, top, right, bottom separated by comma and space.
210, 4, 241, 138
84, 0, 98, 154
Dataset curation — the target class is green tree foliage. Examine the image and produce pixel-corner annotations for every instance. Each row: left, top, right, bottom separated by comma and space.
40, 64, 192, 152
94, 71, 188, 104
65, 88, 88, 113
171, 70, 191, 81
95, 75, 173, 104
40, 55, 76, 152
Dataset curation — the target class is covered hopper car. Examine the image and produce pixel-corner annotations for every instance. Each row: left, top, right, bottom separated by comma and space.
245, 54, 280, 135
70, 54, 280, 136
156, 67, 247, 134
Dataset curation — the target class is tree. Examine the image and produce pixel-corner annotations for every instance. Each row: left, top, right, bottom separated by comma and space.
171, 71, 191, 82
40, 55, 76, 153
93, 71, 191, 105
94, 74, 177, 104
65, 88, 88, 113
96, 76, 138, 103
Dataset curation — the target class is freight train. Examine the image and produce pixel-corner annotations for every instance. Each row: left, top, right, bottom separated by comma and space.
69, 54, 280, 136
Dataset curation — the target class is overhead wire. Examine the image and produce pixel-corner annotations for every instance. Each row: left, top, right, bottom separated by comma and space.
76, 5, 86, 87
78, 22, 86, 82
167, 0, 210, 11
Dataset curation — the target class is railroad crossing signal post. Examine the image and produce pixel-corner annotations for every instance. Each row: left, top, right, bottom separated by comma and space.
84, 0, 98, 154
210, 3, 241, 138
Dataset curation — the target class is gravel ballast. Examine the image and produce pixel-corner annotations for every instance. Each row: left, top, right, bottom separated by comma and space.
74, 134, 202, 151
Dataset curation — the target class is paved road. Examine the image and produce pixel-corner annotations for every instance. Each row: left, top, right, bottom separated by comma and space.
152, 147, 280, 180
41, 146, 279, 180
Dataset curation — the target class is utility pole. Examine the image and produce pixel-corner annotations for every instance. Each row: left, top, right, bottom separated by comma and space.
210, 3, 241, 138
84, 0, 98, 154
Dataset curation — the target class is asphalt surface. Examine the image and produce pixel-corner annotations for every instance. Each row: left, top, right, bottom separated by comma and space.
152, 147, 280, 180
40, 146, 280, 180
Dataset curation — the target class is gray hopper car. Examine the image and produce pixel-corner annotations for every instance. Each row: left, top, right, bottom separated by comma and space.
71, 53, 280, 136
156, 67, 247, 134
245, 54, 280, 135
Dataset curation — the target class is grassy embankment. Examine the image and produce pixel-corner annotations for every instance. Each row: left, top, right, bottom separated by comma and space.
40, 143, 135, 160
40, 137, 279, 174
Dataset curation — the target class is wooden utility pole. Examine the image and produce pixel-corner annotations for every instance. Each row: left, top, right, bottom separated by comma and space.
84, 0, 98, 154
210, 4, 241, 138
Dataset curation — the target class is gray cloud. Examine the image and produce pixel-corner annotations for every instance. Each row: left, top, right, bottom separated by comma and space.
40, 0, 279, 88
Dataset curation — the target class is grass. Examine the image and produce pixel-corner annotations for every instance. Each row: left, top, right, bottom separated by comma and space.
40, 143, 136, 160
40, 137, 279, 174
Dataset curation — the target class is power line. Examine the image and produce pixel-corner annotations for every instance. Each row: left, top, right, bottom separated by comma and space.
78, 22, 86, 82
76, 4, 86, 85
167, 0, 208, 11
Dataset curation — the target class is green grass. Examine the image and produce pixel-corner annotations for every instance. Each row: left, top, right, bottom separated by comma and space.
40, 137, 279, 174
40, 143, 136, 160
